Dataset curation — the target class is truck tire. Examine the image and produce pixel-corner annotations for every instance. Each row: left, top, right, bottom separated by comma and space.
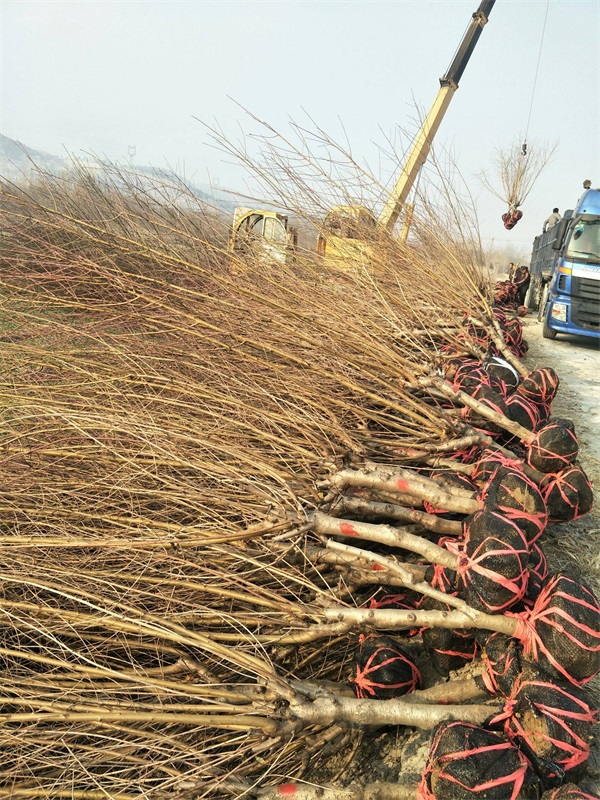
542, 318, 557, 339
537, 284, 549, 323
527, 277, 538, 310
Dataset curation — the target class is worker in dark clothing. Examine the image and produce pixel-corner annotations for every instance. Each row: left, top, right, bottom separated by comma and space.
543, 208, 561, 232
514, 265, 531, 306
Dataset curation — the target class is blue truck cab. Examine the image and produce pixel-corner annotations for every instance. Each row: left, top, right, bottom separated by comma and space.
529, 189, 600, 340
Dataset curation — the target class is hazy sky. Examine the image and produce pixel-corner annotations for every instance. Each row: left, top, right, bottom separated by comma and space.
2, 0, 599, 258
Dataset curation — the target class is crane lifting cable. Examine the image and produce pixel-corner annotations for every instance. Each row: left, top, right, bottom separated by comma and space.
479, 0, 554, 231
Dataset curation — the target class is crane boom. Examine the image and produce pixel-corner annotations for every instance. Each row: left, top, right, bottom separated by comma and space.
378, 0, 495, 233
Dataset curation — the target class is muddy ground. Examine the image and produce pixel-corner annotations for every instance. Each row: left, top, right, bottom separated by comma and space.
324, 315, 600, 796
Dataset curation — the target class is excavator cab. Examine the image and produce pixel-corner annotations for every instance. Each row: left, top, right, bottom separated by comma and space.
317, 205, 378, 268
230, 207, 297, 265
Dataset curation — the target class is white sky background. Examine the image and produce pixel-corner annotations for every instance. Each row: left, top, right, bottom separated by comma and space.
1, 0, 599, 260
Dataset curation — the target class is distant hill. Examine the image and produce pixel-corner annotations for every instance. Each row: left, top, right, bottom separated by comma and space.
0, 133, 245, 214
0, 133, 67, 182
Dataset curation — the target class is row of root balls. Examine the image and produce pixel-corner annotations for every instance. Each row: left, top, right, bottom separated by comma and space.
322, 313, 598, 798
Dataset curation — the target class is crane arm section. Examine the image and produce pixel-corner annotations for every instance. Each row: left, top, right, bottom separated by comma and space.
378, 0, 495, 233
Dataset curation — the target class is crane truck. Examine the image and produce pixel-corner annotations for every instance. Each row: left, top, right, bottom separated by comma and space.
230, 0, 495, 265
529, 187, 600, 340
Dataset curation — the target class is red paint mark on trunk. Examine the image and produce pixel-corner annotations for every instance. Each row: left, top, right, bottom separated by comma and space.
406, 448, 424, 458
340, 522, 359, 536
396, 479, 411, 493
278, 785, 297, 796
371, 564, 385, 571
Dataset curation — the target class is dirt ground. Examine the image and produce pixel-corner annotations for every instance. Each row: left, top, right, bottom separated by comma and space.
521, 316, 600, 601
337, 315, 600, 796
522, 315, 600, 793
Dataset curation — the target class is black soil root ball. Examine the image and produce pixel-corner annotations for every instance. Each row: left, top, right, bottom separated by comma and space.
482, 466, 548, 543
539, 464, 594, 523
526, 542, 549, 604
526, 418, 579, 473
483, 355, 520, 395
366, 587, 421, 612
460, 509, 530, 613
478, 632, 524, 697
520, 367, 560, 406
494, 677, 595, 780
421, 567, 477, 677
349, 633, 421, 699
541, 784, 600, 799
462, 385, 509, 437
514, 574, 600, 687
419, 720, 541, 800
471, 448, 523, 484
506, 393, 542, 433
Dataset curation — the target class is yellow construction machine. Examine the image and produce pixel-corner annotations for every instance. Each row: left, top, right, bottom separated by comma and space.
229, 207, 297, 265
230, 0, 495, 267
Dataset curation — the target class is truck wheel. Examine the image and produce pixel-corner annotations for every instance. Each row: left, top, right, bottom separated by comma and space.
537, 285, 549, 323
527, 278, 538, 310
542, 319, 557, 339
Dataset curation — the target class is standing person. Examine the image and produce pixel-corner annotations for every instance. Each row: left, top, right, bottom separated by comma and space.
543, 208, 561, 232
508, 262, 516, 281
514, 265, 531, 306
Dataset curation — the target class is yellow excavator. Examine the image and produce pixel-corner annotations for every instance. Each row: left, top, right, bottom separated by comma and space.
230, 0, 495, 266
229, 207, 297, 265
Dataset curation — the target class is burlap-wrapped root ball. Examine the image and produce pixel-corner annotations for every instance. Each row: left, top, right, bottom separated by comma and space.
501, 317, 528, 358
421, 565, 477, 677
542, 784, 600, 799
477, 632, 524, 697
418, 721, 540, 799
349, 634, 421, 699
471, 448, 524, 484
539, 465, 594, 523
506, 393, 542, 434
512, 574, 600, 687
492, 677, 595, 780
481, 467, 548, 543
483, 355, 520, 396
526, 541, 549, 604
519, 367, 560, 407
420, 601, 478, 677
451, 363, 493, 395
461, 385, 509, 437
459, 510, 530, 613
367, 588, 421, 612
526, 419, 579, 474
